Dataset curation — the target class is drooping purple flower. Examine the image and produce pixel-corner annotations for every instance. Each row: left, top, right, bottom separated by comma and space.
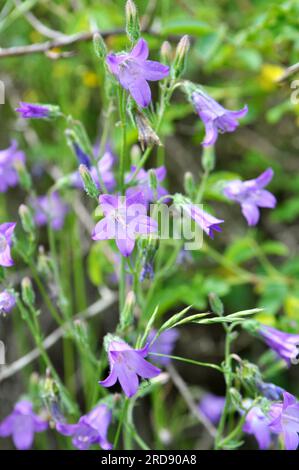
72, 149, 116, 192
258, 325, 299, 366
191, 90, 248, 147
30, 192, 69, 231
16, 102, 50, 119
0, 222, 16, 267
126, 166, 168, 203
0, 291, 16, 316
257, 381, 285, 401
92, 192, 158, 257
99, 338, 161, 397
198, 393, 225, 425
56, 404, 112, 450
73, 142, 91, 168
243, 404, 272, 450
269, 392, 299, 450
106, 38, 169, 108
0, 400, 48, 450
223, 168, 276, 226
0, 141, 25, 193
148, 329, 179, 366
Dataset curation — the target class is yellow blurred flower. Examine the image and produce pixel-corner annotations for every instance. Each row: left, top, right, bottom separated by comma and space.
258, 64, 285, 91
284, 296, 299, 319
82, 71, 99, 88
255, 312, 275, 326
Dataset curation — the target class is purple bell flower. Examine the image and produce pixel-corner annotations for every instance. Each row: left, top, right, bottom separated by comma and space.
269, 392, 299, 450
99, 339, 161, 398
72, 149, 116, 192
198, 393, 225, 425
191, 90, 248, 147
0, 291, 16, 316
126, 166, 168, 203
243, 404, 272, 450
0, 141, 25, 193
148, 329, 179, 366
223, 168, 276, 226
0, 400, 48, 450
30, 192, 69, 231
56, 404, 112, 450
16, 102, 50, 119
92, 192, 158, 257
0, 222, 16, 267
106, 38, 169, 108
258, 325, 299, 366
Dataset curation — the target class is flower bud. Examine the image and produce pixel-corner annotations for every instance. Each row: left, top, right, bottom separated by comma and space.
160, 41, 172, 65
93, 32, 107, 60
171, 35, 190, 80
79, 164, 99, 199
184, 172, 196, 198
130, 144, 141, 166
208, 292, 224, 316
202, 146, 215, 172
14, 160, 32, 191
19, 204, 35, 237
135, 110, 161, 151
125, 0, 140, 43
21, 277, 35, 307
119, 291, 136, 331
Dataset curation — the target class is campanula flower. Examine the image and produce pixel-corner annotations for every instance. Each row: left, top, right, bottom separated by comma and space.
191, 90, 248, 147
243, 404, 272, 450
106, 38, 169, 108
92, 192, 158, 257
257, 381, 285, 401
56, 404, 112, 450
0, 222, 16, 267
198, 393, 225, 424
0, 291, 16, 316
0, 141, 25, 193
174, 194, 224, 239
30, 192, 69, 231
269, 392, 299, 450
223, 168, 276, 226
258, 325, 299, 366
16, 102, 52, 119
126, 166, 168, 203
0, 400, 48, 450
73, 142, 91, 168
148, 329, 179, 366
99, 338, 161, 397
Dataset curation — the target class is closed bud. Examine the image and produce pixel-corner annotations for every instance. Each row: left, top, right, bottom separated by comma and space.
120, 291, 136, 331
208, 292, 224, 316
130, 144, 141, 166
135, 110, 161, 151
125, 0, 140, 43
148, 169, 158, 199
37, 246, 54, 278
79, 164, 99, 199
202, 146, 215, 172
229, 388, 243, 410
21, 277, 35, 307
160, 41, 172, 64
14, 160, 32, 191
93, 32, 107, 60
184, 172, 196, 198
172, 35, 190, 80
19, 204, 35, 236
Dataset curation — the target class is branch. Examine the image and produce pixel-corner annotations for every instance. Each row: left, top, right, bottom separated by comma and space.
0, 286, 117, 382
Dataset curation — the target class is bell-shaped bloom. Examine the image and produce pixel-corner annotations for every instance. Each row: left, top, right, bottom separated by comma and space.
0, 400, 48, 450
0, 222, 16, 267
258, 325, 299, 366
72, 149, 116, 192
92, 192, 158, 257
148, 329, 179, 366
223, 168, 276, 226
30, 192, 69, 231
106, 38, 169, 108
0, 141, 25, 193
126, 166, 168, 203
243, 405, 272, 450
269, 392, 299, 450
16, 102, 50, 119
191, 90, 248, 147
56, 404, 112, 450
99, 339, 161, 397
198, 393, 225, 425
257, 381, 285, 401
0, 291, 16, 316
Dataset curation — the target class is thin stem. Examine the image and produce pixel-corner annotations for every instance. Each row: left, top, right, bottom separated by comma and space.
114, 398, 129, 449
149, 352, 223, 372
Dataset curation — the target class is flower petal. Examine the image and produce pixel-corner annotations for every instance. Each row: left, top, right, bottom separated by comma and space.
130, 38, 149, 60
142, 61, 169, 81
129, 79, 151, 108
241, 202, 260, 226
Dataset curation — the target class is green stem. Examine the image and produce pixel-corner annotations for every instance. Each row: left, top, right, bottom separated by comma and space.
149, 352, 223, 372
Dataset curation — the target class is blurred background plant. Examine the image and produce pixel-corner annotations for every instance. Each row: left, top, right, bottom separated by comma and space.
0, 0, 299, 450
